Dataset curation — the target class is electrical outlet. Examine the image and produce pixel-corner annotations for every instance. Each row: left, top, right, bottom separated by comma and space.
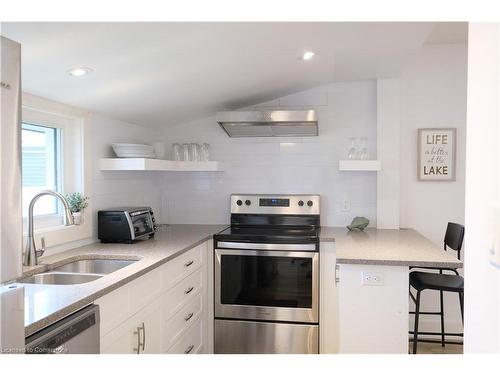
341, 200, 351, 212
361, 271, 384, 286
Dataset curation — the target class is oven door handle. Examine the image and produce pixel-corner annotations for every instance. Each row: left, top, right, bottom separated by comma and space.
215, 248, 319, 259
216, 241, 317, 251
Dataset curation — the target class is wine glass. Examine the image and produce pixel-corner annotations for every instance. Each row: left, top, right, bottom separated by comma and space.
348, 137, 357, 159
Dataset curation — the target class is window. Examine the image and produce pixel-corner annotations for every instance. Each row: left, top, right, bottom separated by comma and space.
21, 93, 92, 250
22, 123, 62, 217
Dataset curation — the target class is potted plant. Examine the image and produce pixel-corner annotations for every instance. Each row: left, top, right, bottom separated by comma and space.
65, 192, 89, 225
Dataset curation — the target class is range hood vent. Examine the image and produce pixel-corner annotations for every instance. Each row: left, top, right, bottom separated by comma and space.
216, 110, 318, 137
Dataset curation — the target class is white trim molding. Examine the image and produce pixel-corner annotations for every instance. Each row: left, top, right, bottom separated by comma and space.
22, 93, 93, 251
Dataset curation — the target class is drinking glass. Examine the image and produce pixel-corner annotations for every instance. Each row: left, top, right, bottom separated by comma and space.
201, 143, 210, 161
347, 137, 357, 160
182, 143, 190, 161
189, 143, 198, 161
172, 143, 181, 161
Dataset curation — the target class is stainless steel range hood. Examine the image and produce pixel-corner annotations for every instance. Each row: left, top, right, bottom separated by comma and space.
216, 110, 318, 137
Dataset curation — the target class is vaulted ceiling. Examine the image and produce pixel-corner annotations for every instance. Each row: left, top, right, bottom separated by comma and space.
1, 22, 467, 127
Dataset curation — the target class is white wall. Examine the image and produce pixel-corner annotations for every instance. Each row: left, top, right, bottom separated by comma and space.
159, 81, 378, 226
464, 23, 500, 353
399, 43, 468, 337
43, 110, 163, 255
90, 113, 163, 239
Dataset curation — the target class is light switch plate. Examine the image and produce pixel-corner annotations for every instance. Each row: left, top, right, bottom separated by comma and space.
361, 271, 384, 286
341, 200, 351, 212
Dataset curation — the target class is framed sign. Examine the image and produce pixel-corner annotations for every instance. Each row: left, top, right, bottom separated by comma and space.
417, 128, 456, 181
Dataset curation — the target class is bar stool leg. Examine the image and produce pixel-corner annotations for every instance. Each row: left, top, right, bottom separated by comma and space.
413, 291, 421, 354
459, 292, 464, 324
440, 290, 445, 347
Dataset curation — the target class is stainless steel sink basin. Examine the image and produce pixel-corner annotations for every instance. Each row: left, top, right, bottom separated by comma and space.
51, 259, 137, 275
19, 258, 138, 285
20, 272, 103, 285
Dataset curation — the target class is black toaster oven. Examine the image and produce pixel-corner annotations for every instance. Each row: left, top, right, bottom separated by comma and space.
98, 207, 157, 243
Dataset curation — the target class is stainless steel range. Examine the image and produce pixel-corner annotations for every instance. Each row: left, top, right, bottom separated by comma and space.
214, 194, 320, 354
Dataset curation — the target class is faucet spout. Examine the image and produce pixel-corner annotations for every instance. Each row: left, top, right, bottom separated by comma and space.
24, 190, 74, 266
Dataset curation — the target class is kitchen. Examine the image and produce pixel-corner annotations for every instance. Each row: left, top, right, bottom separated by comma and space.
1, 4, 500, 372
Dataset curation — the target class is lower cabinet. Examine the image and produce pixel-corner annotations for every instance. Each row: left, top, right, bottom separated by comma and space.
97, 240, 210, 354
101, 299, 162, 354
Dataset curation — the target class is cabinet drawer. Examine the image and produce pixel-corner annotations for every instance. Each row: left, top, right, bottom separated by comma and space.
163, 293, 202, 350
164, 270, 203, 318
167, 319, 202, 354
161, 243, 204, 290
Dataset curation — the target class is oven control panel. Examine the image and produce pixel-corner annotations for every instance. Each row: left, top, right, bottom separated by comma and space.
231, 194, 320, 215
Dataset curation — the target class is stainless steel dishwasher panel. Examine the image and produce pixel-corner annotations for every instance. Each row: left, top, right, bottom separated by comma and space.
215, 319, 318, 354
25, 304, 100, 354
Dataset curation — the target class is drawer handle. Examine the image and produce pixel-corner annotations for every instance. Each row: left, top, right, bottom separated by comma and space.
184, 260, 194, 268
184, 344, 194, 354
184, 312, 194, 322
184, 286, 194, 295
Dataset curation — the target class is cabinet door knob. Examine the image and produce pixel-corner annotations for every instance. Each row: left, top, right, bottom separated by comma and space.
184, 260, 194, 268
184, 286, 194, 295
184, 312, 194, 322
184, 344, 194, 354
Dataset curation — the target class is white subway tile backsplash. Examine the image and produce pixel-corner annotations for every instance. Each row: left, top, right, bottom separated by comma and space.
159, 80, 377, 226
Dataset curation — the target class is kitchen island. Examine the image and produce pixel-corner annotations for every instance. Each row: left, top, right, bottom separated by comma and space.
319, 226, 462, 354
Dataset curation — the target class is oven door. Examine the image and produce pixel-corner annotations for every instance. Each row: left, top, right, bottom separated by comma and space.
215, 247, 319, 323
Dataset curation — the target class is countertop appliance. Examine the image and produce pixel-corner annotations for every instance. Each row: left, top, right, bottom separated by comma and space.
98, 207, 157, 243
25, 305, 100, 354
216, 110, 318, 137
213, 194, 320, 354
0, 36, 24, 352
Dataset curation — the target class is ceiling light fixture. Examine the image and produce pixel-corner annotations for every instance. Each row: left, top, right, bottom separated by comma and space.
67, 67, 93, 77
302, 51, 315, 61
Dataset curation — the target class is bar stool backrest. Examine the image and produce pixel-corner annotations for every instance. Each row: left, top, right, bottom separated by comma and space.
444, 222, 465, 260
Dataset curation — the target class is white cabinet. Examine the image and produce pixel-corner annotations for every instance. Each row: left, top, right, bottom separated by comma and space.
101, 299, 162, 354
337, 263, 409, 354
97, 240, 210, 354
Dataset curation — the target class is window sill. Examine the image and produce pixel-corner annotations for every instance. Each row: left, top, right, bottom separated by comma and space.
30, 209, 92, 251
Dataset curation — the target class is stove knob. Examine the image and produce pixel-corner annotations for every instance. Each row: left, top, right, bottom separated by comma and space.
307, 200, 313, 207
245, 199, 251, 206
298, 200, 304, 207
236, 200, 243, 206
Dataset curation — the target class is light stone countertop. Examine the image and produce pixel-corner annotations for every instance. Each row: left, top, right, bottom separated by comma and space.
13, 224, 461, 337
320, 226, 463, 268
14, 224, 228, 337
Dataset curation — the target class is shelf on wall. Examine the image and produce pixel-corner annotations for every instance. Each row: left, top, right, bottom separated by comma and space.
338, 160, 382, 171
99, 158, 225, 172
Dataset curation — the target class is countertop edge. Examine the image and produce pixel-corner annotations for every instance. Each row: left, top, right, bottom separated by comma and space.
336, 258, 463, 268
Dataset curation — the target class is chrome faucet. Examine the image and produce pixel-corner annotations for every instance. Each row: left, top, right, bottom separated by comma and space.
24, 190, 74, 266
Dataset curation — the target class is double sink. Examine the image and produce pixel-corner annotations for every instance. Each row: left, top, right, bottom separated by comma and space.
19, 259, 138, 285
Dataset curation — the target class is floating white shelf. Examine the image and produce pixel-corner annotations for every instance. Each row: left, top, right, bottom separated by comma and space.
338, 160, 382, 171
99, 158, 225, 172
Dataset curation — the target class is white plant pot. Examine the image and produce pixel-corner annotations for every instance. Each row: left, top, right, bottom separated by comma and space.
72, 211, 83, 225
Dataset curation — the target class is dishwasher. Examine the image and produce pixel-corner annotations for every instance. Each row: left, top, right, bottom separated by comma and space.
25, 304, 100, 354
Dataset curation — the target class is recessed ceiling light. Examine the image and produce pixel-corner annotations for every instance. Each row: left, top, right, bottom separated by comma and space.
302, 51, 315, 61
67, 67, 93, 77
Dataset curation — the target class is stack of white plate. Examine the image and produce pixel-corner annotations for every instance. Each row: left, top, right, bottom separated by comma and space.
111, 143, 156, 158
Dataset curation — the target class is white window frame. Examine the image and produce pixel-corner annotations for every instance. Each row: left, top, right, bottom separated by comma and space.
22, 93, 92, 249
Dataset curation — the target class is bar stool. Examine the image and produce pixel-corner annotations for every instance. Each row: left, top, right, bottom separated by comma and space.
409, 222, 464, 354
